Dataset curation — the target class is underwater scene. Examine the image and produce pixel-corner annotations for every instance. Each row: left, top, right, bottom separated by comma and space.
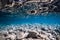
0, 0, 60, 40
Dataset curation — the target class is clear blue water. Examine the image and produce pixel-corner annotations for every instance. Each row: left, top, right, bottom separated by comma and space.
0, 12, 60, 25
0, 11, 60, 30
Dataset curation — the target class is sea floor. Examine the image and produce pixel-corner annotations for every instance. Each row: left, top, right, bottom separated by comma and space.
0, 23, 60, 40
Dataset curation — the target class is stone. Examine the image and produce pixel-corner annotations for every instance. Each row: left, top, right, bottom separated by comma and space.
16, 32, 27, 39
5, 33, 16, 40
26, 31, 38, 38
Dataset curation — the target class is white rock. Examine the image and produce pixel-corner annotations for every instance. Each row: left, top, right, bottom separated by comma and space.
6, 33, 16, 40
16, 32, 26, 39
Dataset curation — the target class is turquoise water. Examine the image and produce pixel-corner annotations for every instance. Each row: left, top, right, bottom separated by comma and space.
0, 11, 60, 30
0, 12, 60, 25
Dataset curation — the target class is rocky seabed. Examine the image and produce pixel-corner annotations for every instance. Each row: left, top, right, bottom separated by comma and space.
0, 23, 60, 40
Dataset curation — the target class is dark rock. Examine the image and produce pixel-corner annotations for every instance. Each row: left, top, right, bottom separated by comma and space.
30, 10, 35, 13
3, 34, 8, 37
41, 27, 47, 31
5, 38, 11, 40
54, 29, 60, 34
56, 37, 59, 40
26, 32, 38, 38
